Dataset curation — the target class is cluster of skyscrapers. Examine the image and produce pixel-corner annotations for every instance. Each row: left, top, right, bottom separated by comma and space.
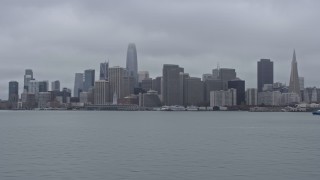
3, 46, 318, 110
251, 50, 305, 107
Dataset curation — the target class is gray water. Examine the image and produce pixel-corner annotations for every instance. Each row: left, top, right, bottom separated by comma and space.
0, 111, 320, 180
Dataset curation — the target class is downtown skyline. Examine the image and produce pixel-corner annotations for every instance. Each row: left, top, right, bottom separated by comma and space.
3, 44, 317, 109
0, 46, 313, 100
1, 1, 320, 99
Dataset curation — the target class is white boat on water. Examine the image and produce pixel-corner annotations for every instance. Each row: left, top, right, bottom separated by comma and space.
186, 106, 199, 111
160, 105, 186, 111
160, 106, 170, 111
169, 105, 186, 111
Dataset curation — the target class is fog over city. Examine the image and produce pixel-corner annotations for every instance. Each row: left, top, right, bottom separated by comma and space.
0, 0, 319, 99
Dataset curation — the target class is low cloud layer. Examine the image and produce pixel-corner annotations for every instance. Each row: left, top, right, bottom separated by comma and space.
1, 0, 319, 99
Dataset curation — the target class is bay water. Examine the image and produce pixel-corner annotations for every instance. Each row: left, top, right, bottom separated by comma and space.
1, 111, 320, 180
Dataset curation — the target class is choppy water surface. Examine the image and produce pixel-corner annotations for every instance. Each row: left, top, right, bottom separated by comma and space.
1, 111, 320, 180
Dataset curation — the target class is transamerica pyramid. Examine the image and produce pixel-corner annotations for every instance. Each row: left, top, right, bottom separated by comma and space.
288, 50, 300, 96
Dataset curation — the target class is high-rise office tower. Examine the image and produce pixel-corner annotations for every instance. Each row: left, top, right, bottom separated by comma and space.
257, 59, 273, 92
108, 66, 127, 99
94, 80, 110, 105
100, 62, 109, 80
74, 73, 83, 97
141, 78, 153, 91
60, 88, 72, 104
126, 43, 138, 87
28, 80, 39, 94
24, 69, 33, 92
212, 68, 236, 90
39, 81, 49, 92
212, 69, 220, 80
212, 68, 237, 81
299, 77, 304, 91
8, 81, 19, 108
204, 79, 223, 104
202, 74, 214, 81
122, 76, 135, 98
288, 50, 300, 96
138, 71, 149, 83
184, 77, 204, 106
162, 64, 184, 105
179, 73, 189, 105
83, 69, 95, 92
51, 80, 60, 92
28, 80, 39, 100
152, 76, 162, 94
228, 79, 245, 105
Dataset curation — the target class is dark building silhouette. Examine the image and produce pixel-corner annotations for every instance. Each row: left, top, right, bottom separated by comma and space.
219, 68, 236, 90
122, 76, 135, 98
74, 73, 83, 97
204, 79, 223, 104
9, 81, 19, 108
60, 88, 72, 103
180, 73, 190, 105
141, 78, 153, 92
184, 77, 204, 106
152, 76, 162, 94
39, 81, 49, 92
134, 87, 147, 95
257, 59, 273, 92
162, 64, 184, 105
84, 69, 95, 92
141, 90, 161, 107
228, 79, 245, 105
23, 93, 36, 109
100, 62, 109, 80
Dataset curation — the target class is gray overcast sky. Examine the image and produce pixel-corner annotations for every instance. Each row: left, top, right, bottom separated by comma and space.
1, 0, 320, 99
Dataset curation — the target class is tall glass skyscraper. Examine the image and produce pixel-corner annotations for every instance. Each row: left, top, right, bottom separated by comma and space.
100, 62, 109, 80
126, 43, 138, 87
51, 80, 60, 92
83, 69, 95, 92
38, 81, 49, 92
219, 68, 236, 90
9, 81, 19, 104
257, 59, 273, 92
24, 69, 33, 92
74, 73, 83, 97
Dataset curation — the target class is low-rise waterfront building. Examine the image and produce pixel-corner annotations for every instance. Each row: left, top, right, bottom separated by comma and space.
258, 91, 281, 106
246, 88, 257, 106
38, 92, 51, 108
210, 88, 237, 107
281, 93, 300, 105
140, 90, 161, 107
